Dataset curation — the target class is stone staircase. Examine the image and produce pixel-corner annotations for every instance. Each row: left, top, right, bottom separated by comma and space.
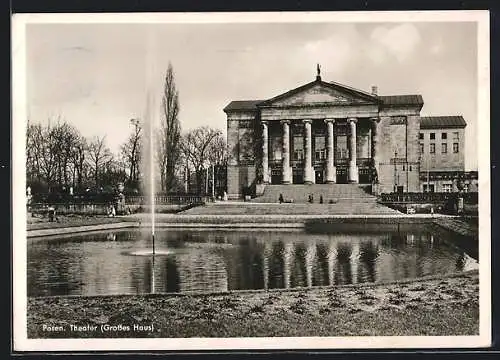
252, 184, 376, 204
180, 184, 400, 215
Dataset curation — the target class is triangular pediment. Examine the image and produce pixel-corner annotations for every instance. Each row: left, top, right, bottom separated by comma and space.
259, 80, 378, 107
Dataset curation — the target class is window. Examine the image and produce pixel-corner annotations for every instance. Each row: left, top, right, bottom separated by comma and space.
430, 143, 435, 154
336, 136, 348, 159
453, 143, 459, 153
409, 165, 413, 171
430, 133, 435, 140
419, 133, 424, 140
293, 149, 304, 160
453, 132, 459, 141
423, 184, 435, 193
402, 165, 405, 171
419, 143, 424, 155
293, 136, 303, 160
442, 143, 447, 154
441, 132, 447, 140
315, 149, 326, 161
442, 183, 452, 193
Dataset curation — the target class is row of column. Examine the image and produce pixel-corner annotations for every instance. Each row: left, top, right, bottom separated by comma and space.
262, 118, 379, 184
263, 241, 362, 289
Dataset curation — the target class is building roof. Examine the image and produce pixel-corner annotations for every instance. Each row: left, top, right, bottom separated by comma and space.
379, 95, 424, 107
223, 80, 424, 112
223, 100, 264, 112
420, 116, 467, 129
257, 79, 378, 106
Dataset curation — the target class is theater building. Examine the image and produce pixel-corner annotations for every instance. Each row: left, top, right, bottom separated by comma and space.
224, 70, 473, 199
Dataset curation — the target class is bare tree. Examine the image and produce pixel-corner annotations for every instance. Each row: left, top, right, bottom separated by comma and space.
121, 118, 142, 189
180, 126, 223, 194
87, 135, 112, 189
207, 134, 228, 166
71, 135, 87, 190
157, 63, 181, 193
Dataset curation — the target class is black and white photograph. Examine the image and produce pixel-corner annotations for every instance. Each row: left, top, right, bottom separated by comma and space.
12, 11, 491, 351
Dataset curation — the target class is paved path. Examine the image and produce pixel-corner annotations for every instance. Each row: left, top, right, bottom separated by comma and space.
27, 222, 137, 238
26, 212, 463, 238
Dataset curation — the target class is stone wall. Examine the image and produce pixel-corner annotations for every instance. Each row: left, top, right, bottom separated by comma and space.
377, 108, 422, 193
227, 164, 256, 199
419, 128, 465, 171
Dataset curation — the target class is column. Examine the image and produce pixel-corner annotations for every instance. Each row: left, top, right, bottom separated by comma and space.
371, 117, 380, 182
303, 119, 313, 184
348, 118, 359, 183
281, 120, 292, 184
325, 118, 336, 183
261, 121, 270, 184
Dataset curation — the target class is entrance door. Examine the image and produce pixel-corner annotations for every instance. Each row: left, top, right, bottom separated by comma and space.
292, 169, 303, 184
336, 167, 348, 184
358, 168, 371, 184
271, 169, 282, 184
315, 170, 324, 184
396, 186, 404, 194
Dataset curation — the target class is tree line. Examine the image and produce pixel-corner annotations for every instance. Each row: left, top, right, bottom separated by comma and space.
26, 63, 227, 198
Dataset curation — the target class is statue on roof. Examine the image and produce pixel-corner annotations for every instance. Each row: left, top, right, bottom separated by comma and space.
317, 63, 321, 77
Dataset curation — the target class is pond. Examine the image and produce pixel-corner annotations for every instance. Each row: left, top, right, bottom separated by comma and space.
27, 225, 478, 297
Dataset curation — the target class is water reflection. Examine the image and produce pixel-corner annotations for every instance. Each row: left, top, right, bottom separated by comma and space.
27, 228, 478, 297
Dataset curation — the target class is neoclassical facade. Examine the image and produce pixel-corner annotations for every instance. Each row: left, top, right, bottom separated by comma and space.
224, 72, 468, 199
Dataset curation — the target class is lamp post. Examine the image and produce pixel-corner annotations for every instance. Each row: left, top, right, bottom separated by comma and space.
394, 150, 398, 193
211, 164, 215, 200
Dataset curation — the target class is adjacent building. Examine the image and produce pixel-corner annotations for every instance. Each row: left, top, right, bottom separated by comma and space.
224, 70, 476, 199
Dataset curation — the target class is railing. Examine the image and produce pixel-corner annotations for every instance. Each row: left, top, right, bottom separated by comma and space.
334, 158, 349, 166
28, 202, 109, 215
269, 159, 282, 168
291, 160, 304, 168
125, 195, 211, 205
379, 192, 478, 204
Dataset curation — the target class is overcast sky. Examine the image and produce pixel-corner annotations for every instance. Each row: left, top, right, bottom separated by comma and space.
26, 20, 478, 170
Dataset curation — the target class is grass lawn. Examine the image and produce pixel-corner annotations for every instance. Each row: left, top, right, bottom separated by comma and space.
27, 271, 478, 338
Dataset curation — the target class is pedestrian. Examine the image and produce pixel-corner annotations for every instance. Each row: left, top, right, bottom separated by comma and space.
320, 195, 323, 204
279, 193, 284, 204
48, 206, 55, 222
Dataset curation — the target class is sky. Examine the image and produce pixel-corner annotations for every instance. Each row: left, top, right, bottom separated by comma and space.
26, 20, 479, 170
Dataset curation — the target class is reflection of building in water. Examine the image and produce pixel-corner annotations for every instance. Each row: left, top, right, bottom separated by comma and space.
350, 241, 360, 284
335, 242, 353, 285
283, 242, 294, 288
314, 243, 330, 286
291, 242, 307, 287
175, 250, 228, 293
305, 242, 317, 287
224, 236, 264, 290
327, 242, 337, 286
358, 240, 380, 283
262, 241, 271, 290
268, 241, 285, 289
